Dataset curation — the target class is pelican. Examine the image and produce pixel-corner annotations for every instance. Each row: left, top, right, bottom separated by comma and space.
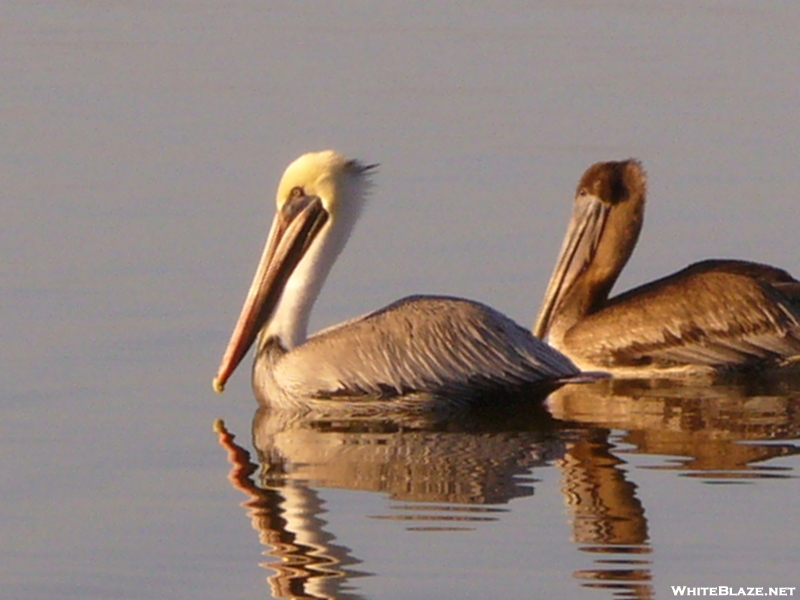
214, 150, 590, 408
534, 159, 800, 376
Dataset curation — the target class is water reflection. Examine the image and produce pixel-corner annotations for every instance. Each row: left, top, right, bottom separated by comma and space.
216, 421, 368, 600
556, 427, 652, 599
247, 399, 567, 505
548, 377, 800, 478
549, 377, 800, 598
215, 378, 799, 600
215, 399, 580, 598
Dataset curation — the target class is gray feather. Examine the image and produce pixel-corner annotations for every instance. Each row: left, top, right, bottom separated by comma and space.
270, 295, 580, 401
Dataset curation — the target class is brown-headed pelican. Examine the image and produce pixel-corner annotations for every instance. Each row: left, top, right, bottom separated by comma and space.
534, 159, 800, 376
214, 150, 590, 408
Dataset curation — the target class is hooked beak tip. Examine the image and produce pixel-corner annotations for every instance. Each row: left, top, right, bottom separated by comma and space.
212, 376, 226, 394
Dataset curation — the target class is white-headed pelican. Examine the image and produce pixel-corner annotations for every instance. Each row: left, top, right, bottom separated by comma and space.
214, 150, 590, 407
534, 159, 800, 376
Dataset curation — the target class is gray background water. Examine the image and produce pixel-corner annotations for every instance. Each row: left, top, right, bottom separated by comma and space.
3, 2, 799, 598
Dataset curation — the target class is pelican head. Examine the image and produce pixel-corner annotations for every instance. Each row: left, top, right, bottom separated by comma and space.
534, 160, 646, 343
214, 150, 376, 393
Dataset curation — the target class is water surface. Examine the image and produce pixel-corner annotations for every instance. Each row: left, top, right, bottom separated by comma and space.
3, 1, 799, 598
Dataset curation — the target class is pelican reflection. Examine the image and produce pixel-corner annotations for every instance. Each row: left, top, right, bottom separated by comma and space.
547, 377, 800, 597
214, 380, 800, 600
215, 421, 368, 600
548, 377, 800, 476
214, 401, 657, 600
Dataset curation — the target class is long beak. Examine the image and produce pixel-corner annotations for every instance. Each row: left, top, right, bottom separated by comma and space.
213, 196, 329, 393
533, 193, 610, 338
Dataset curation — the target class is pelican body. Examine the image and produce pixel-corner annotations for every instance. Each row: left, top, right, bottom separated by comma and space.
214, 150, 586, 408
534, 160, 800, 376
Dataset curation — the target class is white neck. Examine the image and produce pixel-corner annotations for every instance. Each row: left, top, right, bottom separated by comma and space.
261, 181, 367, 350
261, 238, 332, 349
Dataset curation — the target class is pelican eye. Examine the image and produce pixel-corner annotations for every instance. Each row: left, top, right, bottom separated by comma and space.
282, 188, 321, 220
578, 188, 588, 197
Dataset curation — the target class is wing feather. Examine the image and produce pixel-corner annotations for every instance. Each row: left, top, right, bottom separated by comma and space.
565, 260, 800, 369
273, 295, 579, 399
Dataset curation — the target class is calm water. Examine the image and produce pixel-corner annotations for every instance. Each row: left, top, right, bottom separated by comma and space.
3, 1, 799, 598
